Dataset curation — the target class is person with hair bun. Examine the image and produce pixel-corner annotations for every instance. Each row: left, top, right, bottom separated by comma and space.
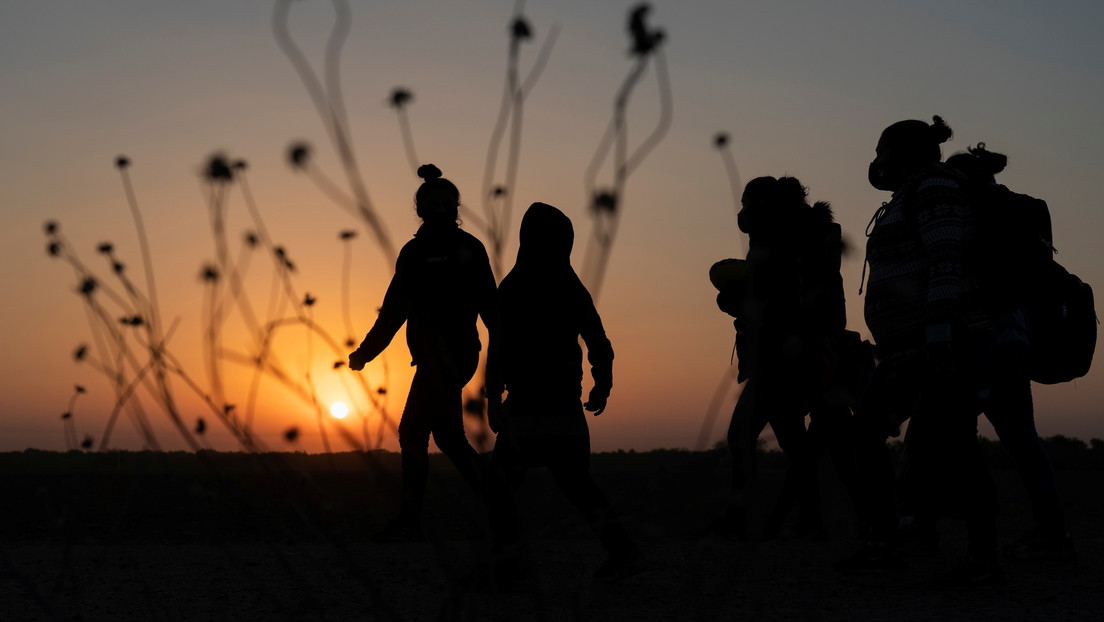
947, 145, 1074, 561
837, 117, 1002, 588
349, 164, 496, 542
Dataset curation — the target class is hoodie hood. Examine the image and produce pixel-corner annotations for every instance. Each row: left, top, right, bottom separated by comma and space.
516, 202, 574, 269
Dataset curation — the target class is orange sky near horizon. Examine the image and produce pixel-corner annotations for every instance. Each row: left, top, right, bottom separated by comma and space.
3, 1, 1103, 453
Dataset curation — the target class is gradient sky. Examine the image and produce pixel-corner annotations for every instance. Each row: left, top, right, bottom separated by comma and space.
3, 1, 1102, 453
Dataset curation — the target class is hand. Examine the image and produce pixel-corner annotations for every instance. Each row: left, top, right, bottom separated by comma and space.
487, 397, 504, 434
348, 349, 369, 371
584, 393, 607, 416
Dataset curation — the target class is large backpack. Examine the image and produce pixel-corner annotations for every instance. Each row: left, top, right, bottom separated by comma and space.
969, 184, 1097, 384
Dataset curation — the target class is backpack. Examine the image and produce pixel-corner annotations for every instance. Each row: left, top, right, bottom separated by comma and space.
968, 184, 1097, 384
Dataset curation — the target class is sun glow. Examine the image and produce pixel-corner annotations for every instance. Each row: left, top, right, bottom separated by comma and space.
329, 402, 349, 419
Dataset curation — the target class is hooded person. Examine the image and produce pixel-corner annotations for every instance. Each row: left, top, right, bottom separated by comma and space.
485, 202, 637, 583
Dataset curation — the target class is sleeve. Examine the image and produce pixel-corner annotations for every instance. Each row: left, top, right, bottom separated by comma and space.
913, 176, 968, 343
474, 241, 499, 338
354, 250, 411, 361
484, 293, 504, 400
578, 284, 614, 399
802, 223, 846, 333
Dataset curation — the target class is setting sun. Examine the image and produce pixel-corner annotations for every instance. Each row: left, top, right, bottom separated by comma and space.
329, 402, 349, 419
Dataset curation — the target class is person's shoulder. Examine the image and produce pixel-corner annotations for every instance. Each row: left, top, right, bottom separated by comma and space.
454, 227, 488, 249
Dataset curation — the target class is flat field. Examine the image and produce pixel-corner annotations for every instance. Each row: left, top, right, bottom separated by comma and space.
1, 447, 1102, 620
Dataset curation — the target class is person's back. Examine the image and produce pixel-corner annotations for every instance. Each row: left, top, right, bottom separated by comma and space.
390, 224, 495, 366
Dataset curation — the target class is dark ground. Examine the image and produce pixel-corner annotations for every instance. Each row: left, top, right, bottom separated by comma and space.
1, 446, 1102, 621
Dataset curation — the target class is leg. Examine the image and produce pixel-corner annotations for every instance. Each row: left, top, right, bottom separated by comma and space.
848, 358, 919, 543
396, 370, 434, 526
428, 354, 485, 500
724, 379, 772, 525
985, 342, 1065, 538
546, 436, 635, 557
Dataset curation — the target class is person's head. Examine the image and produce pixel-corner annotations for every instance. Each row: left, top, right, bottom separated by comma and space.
517, 202, 573, 267
868, 115, 954, 191
414, 164, 460, 225
945, 142, 1008, 186
738, 176, 808, 234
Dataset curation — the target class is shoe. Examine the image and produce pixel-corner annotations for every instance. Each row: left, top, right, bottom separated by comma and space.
1003, 530, 1076, 561
372, 519, 424, 543
832, 542, 902, 574
930, 558, 1005, 590
594, 546, 641, 582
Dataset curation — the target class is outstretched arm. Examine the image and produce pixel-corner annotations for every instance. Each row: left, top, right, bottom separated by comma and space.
349, 255, 410, 370
578, 285, 614, 415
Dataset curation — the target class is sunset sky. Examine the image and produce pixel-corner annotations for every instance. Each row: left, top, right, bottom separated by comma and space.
3, 1, 1102, 453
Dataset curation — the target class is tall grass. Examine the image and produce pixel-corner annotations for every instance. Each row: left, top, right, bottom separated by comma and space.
37, 3, 677, 618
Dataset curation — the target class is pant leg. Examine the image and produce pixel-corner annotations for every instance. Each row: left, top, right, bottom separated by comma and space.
546, 436, 635, 555
727, 378, 772, 495
762, 388, 819, 533
397, 369, 435, 523
808, 403, 861, 519
849, 358, 920, 542
902, 367, 997, 560
428, 353, 485, 500
985, 341, 1065, 536
488, 432, 528, 552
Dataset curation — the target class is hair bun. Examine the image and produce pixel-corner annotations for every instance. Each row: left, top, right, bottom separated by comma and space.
417, 163, 442, 181
969, 142, 1008, 175
929, 115, 953, 145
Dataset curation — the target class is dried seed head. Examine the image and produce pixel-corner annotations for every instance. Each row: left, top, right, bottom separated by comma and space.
74, 345, 88, 361
592, 191, 618, 214
244, 231, 260, 247
284, 427, 300, 442
97, 242, 114, 254
303, 293, 316, 307
44, 221, 59, 235
388, 88, 413, 109
195, 418, 207, 434
333, 360, 345, 370
47, 241, 62, 257
79, 277, 98, 297
80, 435, 94, 449
75, 385, 86, 394
115, 155, 130, 170
511, 17, 532, 42
288, 142, 311, 170
200, 264, 219, 282
61, 412, 72, 420
713, 132, 729, 148
203, 153, 234, 183
339, 230, 357, 240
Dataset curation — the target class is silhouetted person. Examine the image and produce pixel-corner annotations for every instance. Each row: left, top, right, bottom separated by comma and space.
485, 202, 637, 583
837, 116, 1001, 588
348, 164, 496, 541
710, 177, 856, 539
946, 145, 1073, 560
